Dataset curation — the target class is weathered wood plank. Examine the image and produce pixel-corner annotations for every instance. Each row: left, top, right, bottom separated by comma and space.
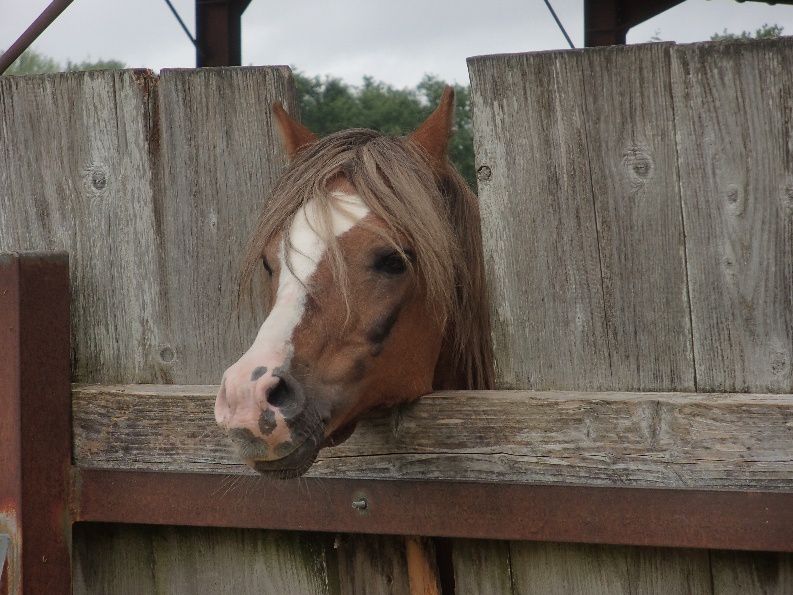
333, 534, 410, 595
468, 51, 611, 391
73, 524, 157, 595
710, 550, 793, 595
155, 67, 297, 384
0, 70, 167, 383
73, 524, 332, 595
72, 385, 793, 490
470, 45, 696, 393
580, 43, 694, 391
452, 539, 514, 595
508, 542, 712, 595
0, 67, 296, 386
671, 39, 793, 393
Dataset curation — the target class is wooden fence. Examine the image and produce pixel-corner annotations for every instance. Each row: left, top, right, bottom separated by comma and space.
1, 37, 792, 594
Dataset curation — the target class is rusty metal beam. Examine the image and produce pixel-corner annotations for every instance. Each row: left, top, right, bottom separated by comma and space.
585, 0, 685, 46
0, 253, 72, 594
0, 0, 75, 75
72, 470, 793, 552
195, 0, 252, 67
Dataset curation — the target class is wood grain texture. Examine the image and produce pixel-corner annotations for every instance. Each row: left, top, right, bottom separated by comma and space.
508, 542, 711, 595
710, 551, 793, 595
469, 46, 695, 393
73, 524, 332, 595
0, 68, 295, 385
468, 51, 611, 391
155, 67, 297, 384
452, 539, 514, 595
405, 537, 440, 595
468, 38, 793, 595
580, 43, 694, 391
671, 39, 793, 393
0, 70, 166, 383
333, 534, 411, 595
72, 385, 793, 490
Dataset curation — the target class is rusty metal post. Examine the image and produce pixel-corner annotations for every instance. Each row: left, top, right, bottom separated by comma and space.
0, 253, 72, 595
584, 0, 686, 47
195, 0, 252, 67
584, 0, 626, 46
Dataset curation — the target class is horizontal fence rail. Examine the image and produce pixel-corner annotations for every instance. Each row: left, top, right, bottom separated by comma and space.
73, 385, 793, 491
70, 384, 793, 551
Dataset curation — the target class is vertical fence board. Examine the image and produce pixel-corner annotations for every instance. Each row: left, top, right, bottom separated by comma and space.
671, 39, 793, 393
452, 539, 514, 595
467, 44, 706, 595
0, 70, 167, 384
508, 543, 712, 595
155, 66, 296, 384
710, 551, 793, 595
334, 534, 411, 595
468, 51, 611, 391
580, 43, 694, 391
73, 525, 332, 595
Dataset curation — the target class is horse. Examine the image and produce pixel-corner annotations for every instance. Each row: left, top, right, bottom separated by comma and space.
214, 87, 494, 479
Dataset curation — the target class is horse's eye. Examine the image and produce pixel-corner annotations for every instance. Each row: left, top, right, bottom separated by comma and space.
262, 258, 273, 277
373, 251, 409, 275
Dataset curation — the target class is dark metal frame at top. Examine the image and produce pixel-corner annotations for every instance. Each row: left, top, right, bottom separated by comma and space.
3, 0, 793, 75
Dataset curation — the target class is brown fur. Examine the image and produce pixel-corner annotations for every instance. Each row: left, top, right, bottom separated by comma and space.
241, 125, 494, 393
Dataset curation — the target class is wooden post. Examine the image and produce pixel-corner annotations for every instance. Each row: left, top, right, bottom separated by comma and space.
0, 253, 72, 595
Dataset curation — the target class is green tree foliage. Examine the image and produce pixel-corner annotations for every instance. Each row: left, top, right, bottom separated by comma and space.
710, 23, 784, 41
295, 72, 477, 188
66, 58, 126, 71
2, 49, 60, 75
2, 49, 124, 75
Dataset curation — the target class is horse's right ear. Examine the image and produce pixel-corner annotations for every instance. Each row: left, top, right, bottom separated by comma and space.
272, 102, 317, 160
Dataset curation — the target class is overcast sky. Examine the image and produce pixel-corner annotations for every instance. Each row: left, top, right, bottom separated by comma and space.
3, 0, 793, 86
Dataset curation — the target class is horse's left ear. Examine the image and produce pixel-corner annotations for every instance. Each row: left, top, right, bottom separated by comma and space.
409, 86, 455, 164
272, 102, 318, 160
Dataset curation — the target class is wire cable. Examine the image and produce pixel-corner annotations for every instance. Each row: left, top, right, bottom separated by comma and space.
162, 0, 202, 53
542, 0, 576, 49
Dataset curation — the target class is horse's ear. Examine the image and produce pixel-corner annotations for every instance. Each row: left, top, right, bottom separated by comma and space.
409, 86, 455, 164
272, 102, 317, 160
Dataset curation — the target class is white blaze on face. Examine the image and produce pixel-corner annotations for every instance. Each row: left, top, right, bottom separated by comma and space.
216, 190, 371, 436
251, 191, 370, 363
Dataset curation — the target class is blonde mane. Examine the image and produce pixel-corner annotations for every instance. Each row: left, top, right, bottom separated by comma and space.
241, 128, 494, 390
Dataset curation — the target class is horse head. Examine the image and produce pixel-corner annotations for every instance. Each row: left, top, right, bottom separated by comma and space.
215, 87, 493, 477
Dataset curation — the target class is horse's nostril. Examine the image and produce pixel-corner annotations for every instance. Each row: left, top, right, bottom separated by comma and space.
266, 377, 291, 408
265, 374, 304, 416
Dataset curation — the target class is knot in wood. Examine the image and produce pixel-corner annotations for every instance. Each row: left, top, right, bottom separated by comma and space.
91, 170, 107, 190
782, 183, 793, 214
769, 351, 789, 377
83, 162, 110, 196
621, 146, 654, 191
158, 346, 175, 364
476, 165, 492, 181
724, 183, 745, 216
